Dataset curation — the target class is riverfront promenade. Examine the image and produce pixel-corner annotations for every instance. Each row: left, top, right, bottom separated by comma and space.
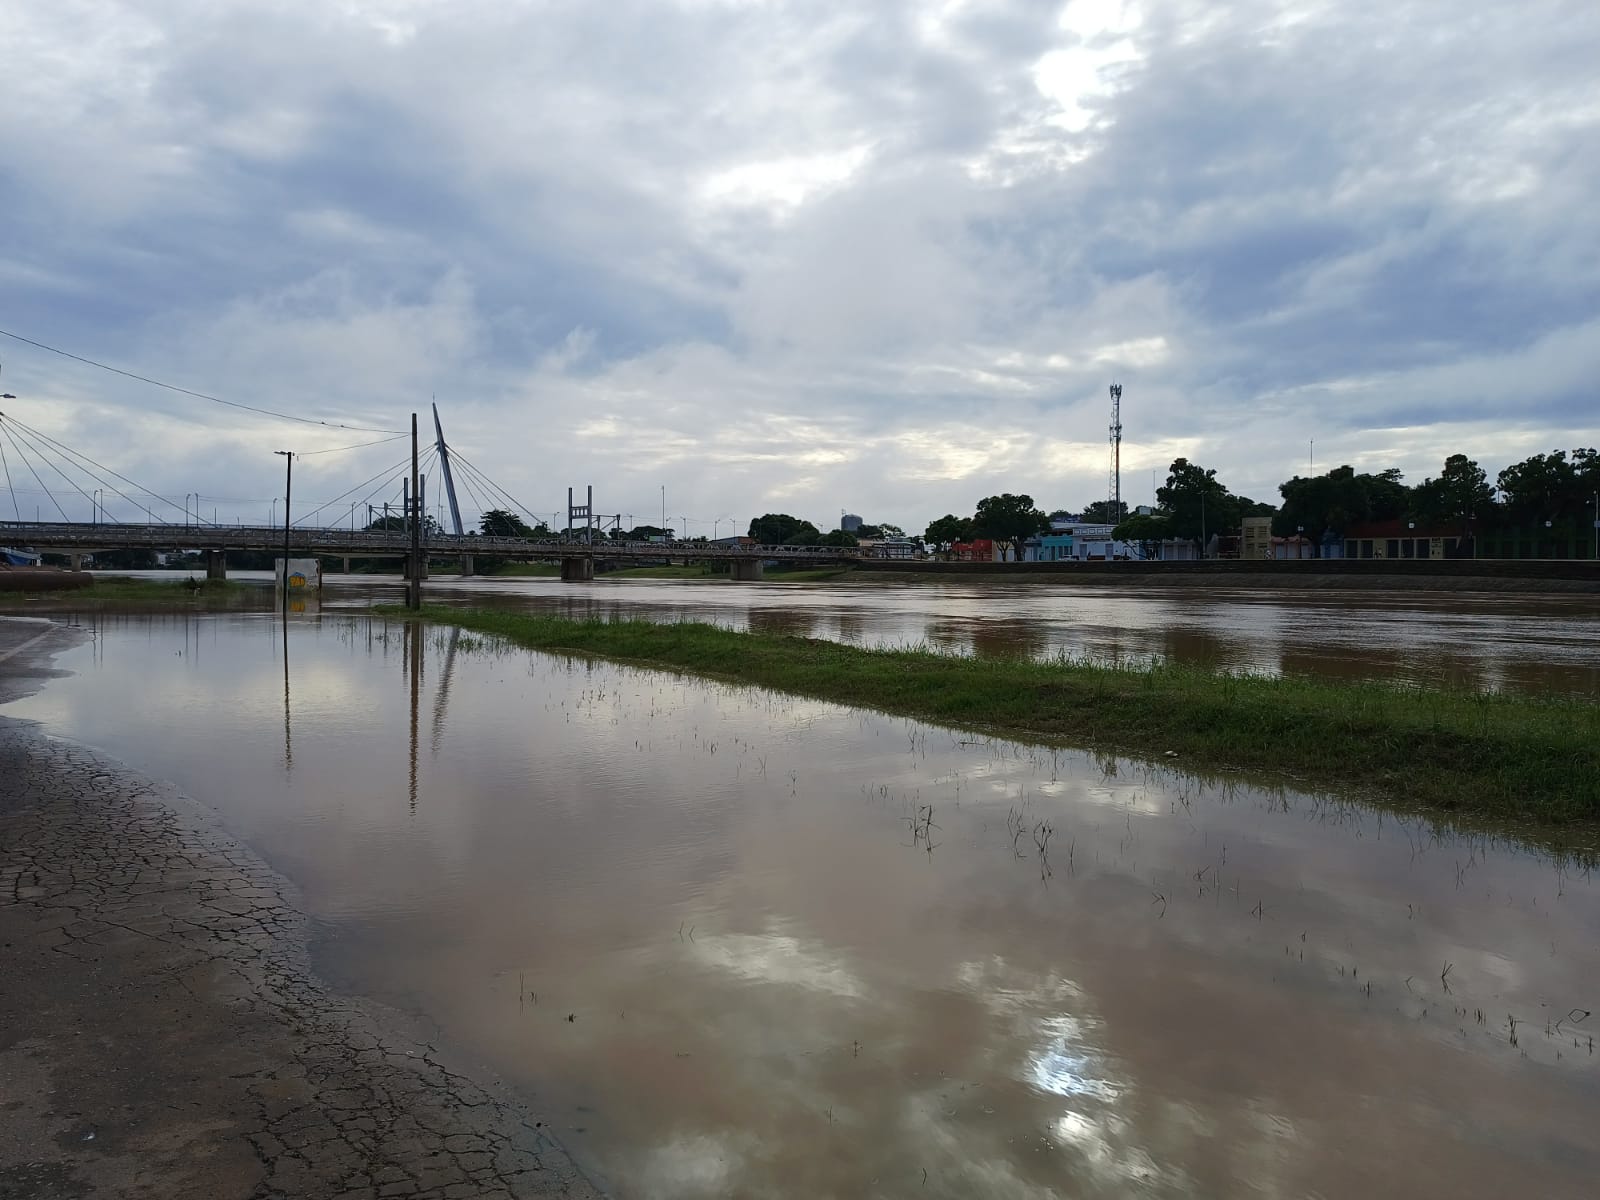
0, 622, 601, 1199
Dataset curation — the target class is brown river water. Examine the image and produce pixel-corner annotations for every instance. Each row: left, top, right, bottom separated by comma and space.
112, 569, 1600, 697
5, 604, 1600, 1198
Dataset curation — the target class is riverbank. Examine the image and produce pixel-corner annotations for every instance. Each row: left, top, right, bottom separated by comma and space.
388, 606, 1600, 828
0, 577, 270, 611
854, 558, 1600, 593
0, 628, 601, 1199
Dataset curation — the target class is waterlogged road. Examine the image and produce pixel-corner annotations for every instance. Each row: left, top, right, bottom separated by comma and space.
7, 609, 1600, 1198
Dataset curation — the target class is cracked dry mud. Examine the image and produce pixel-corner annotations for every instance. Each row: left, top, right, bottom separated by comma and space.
0, 720, 602, 1200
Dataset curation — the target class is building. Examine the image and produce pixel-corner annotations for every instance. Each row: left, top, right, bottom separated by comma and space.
952, 538, 1004, 562
840, 513, 863, 533
1342, 520, 1466, 560
1270, 534, 1315, 560
1240, 516, 1272, 560
864, 538, 917, 560
1025, 532, 1076, 562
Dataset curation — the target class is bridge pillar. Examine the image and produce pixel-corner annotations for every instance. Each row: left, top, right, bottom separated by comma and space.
460, 554, 475, 577
67, 553, 86, 573
560, 556, 594, 581
342, 557, 351, 575
205, 549, 227, 581
405, 552, 430, 582
730, 558, 764, 582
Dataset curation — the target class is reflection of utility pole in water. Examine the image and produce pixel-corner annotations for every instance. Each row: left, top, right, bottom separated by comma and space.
430, 626, 460, 757
282, 619, 293, 772
407, 618, 422, 813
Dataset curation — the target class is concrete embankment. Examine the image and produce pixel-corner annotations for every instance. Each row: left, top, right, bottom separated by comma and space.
0, 622, 601, 1200
854, 558, 1600, 593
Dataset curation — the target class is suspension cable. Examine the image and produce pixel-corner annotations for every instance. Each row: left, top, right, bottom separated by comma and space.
0, 424, 70, 521
0, 435, 17, 522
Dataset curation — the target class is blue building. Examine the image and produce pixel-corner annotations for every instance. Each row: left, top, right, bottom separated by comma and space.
1025, 532, 1075, 562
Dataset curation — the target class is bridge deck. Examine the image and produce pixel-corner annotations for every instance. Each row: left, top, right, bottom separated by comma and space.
0, 521, 858, 562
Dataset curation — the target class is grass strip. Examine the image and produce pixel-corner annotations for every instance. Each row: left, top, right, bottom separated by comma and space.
384, 606, 1600, 827
0, 577, 262, 607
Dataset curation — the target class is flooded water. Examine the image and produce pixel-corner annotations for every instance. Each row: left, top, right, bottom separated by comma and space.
104, 569, 1600, 698
7, 608, 1600, 1198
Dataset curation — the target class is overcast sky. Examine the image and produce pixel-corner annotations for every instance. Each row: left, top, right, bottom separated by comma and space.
1, 0, 1596, 534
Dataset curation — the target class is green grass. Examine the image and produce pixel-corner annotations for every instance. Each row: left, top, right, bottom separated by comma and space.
764, 566, 857, 583
381, 605, 1600, 828
1, 577, 264, 607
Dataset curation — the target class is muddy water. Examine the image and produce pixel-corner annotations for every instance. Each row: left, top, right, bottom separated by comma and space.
98, 570, 1600, 697
9, 610, 1600, 1198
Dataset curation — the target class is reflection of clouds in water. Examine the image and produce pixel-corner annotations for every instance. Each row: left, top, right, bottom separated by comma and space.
952, 956, 1188, 1192
1030, 1015, 1123, 1102
1050, 1110, 1165, 1188
632, 1132, 751, 1200
691, 928, 864, 998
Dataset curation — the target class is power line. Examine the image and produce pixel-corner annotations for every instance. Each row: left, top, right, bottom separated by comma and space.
294, 432, 411, 457
0, 327, 406, 434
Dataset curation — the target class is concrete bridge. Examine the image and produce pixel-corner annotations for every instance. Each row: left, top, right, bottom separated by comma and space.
1, 520, 856, 582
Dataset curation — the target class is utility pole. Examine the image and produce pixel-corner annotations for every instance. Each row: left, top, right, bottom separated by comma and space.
274, 451, 293, 617
1108, 384, 1123, 527
408, 412, 421, 610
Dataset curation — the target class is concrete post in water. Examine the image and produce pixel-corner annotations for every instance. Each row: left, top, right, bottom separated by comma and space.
730, 558, 763, 582
205, 549, 227, 580
560, 556, 594, 581
460, 554, 474, 577
67, 553, 84, 572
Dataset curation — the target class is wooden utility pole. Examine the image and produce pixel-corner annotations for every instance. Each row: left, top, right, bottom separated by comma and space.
408, 412, 422, 610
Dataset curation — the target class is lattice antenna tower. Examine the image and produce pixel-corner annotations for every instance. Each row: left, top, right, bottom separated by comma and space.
1108, 383, 1123, 523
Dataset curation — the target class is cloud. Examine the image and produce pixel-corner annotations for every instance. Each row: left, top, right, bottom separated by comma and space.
0, 0, 1595, 532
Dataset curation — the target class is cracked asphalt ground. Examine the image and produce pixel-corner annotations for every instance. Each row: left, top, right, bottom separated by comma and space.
0, 620, 603, 1199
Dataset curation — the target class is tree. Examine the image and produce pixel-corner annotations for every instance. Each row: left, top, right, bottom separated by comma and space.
1079, 499, 1128, 525
617, 524, 672, 541
1411, 454, 1495, 531
1274, 466, 1403, 537
820, 529, 858, 547
854, 524, 883, 540
973, 493, 1048, 555
924, 514, 975, 546
1156, 459, 1239, 543
479, 509, 536, 537
366, 515, 407, 533
1497, 451, 1583, 524
877, 523, 906, 538
748, 513, 819, 544
1112, 513, 1171, 560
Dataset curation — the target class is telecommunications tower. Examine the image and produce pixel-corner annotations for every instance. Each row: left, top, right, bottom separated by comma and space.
1108, 383, 1123, 523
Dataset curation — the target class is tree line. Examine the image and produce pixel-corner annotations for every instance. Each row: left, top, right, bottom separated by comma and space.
366, 447, 1600, 558
917, 447, 1600, 555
